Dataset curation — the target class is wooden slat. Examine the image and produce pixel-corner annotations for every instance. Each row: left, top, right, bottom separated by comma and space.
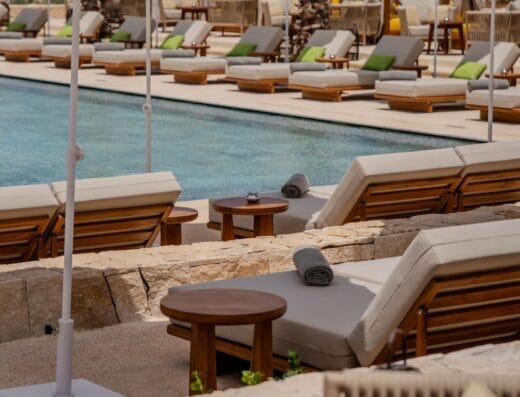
436, 268, 520, 290
57, 217, 160, 238
462, 179, 520, 194
431, 282, 520, 309
0, 230, 35, 245
366, 187, 452, 203
365, 199, 444, 216
0, 244, 27, 261
461, 190, 520, 207
71, 205, 167, 224
56, 231, 152, 251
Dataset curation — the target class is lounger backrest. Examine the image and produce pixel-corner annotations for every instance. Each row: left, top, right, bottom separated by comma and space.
0, 184, 58, 264
239, 26, 283, 53
182, 21, 211, 46
117, 16, 154, 42
312, 147, 464, 229
171, 20, 193, 36
369, 35, 424, 67
79, 11, 104, 36
14, 8, 47, 32
476, 42, 520, 74
48, 171, 181, 256
348, 219, 520, 366
454, 141, 520, 211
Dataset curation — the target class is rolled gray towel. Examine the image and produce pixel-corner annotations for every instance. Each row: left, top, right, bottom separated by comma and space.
379, 70, 417, 81
293, 246, 333, 286
162, 48, 195, 58
0, 32, 24, 39
281, 173, 310, 198
290, 62, 327, 73
43, 37, 72, 46
467, 79, 509, 92
225, 56, 262, 66
94, 42, 125, 52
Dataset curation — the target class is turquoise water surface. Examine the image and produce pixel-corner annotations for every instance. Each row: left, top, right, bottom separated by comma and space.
0, 77, 471, 200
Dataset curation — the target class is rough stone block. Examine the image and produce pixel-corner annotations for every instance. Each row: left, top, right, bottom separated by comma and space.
0, 273, 30, 342
373, 232, 417, 259
268, 249, 294, 273
361, 244, 375, 260
322, 245, 362, 264
227, 253, 269, 279
190, 263, 228, 284
106, 271, 150, 322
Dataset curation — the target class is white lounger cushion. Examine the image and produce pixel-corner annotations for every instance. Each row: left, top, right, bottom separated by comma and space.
349, 219, 520, 366
0, 184, 58, 221
477, 42, 520, 74
182, 21, 211, 46
93, 48, 163, 64
42, 43, 95, 59
50, 171, 181, 212
160, 57, 227, 72
0, 38, 42, 52
313, 148, 464, 228
323, 30, 356, 58
455, 140, 520, 174
209, 185, 335, 235
290, 70, 379, 88
375, 78, 468, 98
226, 63, 290, 80
333, 257, 401, 285
79, 11, 104, 36
466, 87, 520, 109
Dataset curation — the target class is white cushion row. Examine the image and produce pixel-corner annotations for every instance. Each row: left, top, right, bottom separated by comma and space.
466, 87, 520, 109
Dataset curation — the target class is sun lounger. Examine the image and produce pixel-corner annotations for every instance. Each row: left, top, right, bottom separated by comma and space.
375, 41, 520, 112
287, 36, 424, 101
466, 86, 520, 123
0, 8, 47, 39
167, 219, 520, 370
0, 11, 104, 62
160, 26, 284, 84
92, 20, 211, 76
0, 184, 58, 264
226, 30, 356, 93
42, 16, 151, 68
47, 171, 181, 256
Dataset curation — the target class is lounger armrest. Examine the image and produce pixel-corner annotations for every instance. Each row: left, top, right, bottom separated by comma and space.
390, 64, 428, 78
250, 50, 280, 62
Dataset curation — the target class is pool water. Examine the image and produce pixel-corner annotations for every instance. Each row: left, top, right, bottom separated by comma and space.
0, 77, 471, 200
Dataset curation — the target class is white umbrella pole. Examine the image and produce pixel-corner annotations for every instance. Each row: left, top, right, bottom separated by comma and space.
433, 0, 439, 77
47, 0, 51, 37
284, 0, 289, 63
55, 0, 82, 393
487, 0, 496, 142
144, 0, 153, 173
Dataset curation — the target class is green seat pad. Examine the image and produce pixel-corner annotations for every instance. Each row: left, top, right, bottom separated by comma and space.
296, 46, 310, 62
160, 34, 184, 50
362, 54, 396, 71
450, 61, 487, 80
299, 46, 325, 63
227, 43, 257, 57
110, 31, 132, 42
6, 21, 26, 32
57, 25, 73, 37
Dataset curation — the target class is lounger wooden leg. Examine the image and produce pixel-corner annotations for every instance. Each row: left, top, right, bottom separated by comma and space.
237, 81, 275, 93
5, 53, 30, 62
416, 305, 428, 356
105, 65, 136, 76
388, 99, 433, 113
302, 90, 342, 102
55, 59, 71, 69
174, 73, 208, 84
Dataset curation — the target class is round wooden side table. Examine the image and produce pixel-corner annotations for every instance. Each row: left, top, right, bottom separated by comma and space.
212, 197, 289, 241
485, 72, 520, 87
160, 289, 287, 395
161, 206, 198, 245
316, 56, 350, 69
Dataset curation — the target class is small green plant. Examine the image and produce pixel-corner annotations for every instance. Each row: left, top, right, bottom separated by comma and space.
241, 370, 264, 385
282, 350, 303, 378
190, 371, 205, 394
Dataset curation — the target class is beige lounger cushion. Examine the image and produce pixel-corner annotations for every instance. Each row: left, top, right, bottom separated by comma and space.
349, 219, 520, 366
172, 270, 381, 369
290, 70, 379, 88
93, 48, 163, 64
477, 42, 520, 75
455, 140, 520, 174
79, 11, 104, 36
209, 185, 335, 235
182, 21, 211, 46
313, 148, 464, 228
160, 57, 227, 72
50, 171, 181, 212
42, 44, 95, 58
323, 30, 355, 58
333, 257, 401, 285
0, 184, 58, 221
375, 78, 468, 98
0, 38, 43, 52
466, 87, 520, 109
226, 63, 290, 80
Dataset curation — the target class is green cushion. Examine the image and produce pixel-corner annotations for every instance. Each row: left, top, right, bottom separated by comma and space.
57, 25, 73, 37
6, 21, 26, 32
299, 46, 325, 63
160, 34, 184, 50
296, 46, 310, 62
110, 31, 132, 42
450, 61, 487, 80
227, 43, 257, 57
362, 54, 396, 71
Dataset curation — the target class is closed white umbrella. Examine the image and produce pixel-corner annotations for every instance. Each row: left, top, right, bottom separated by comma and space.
433, 0, 439, 77
47, 0, 51, 37
144, 0, 153, 172
284, 0, 290, 63
487, 0, 496, 142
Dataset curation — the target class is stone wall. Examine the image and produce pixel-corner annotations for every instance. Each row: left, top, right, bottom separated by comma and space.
1, 203, 519, 343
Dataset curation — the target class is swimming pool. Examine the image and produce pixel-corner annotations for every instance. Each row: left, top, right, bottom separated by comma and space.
0, 77, 471, 200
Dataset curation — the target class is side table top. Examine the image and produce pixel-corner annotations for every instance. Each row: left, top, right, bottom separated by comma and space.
167, 206, 198, 223
212, 197, 289, 215
160, 288, 287, 325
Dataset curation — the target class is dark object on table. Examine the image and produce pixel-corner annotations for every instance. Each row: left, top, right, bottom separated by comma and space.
246, 192, 261, 203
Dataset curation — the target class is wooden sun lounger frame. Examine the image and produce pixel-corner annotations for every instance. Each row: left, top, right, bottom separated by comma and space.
234, 77, 290, 93
42, 54, 93, 69
168, 264, 520, 372
466, 103, 520, 123
374, 93, 466, 112
94, 59, 161, 76
288, 83, 371, 102
163, 69, 225, 85
3, 49, 41, 62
